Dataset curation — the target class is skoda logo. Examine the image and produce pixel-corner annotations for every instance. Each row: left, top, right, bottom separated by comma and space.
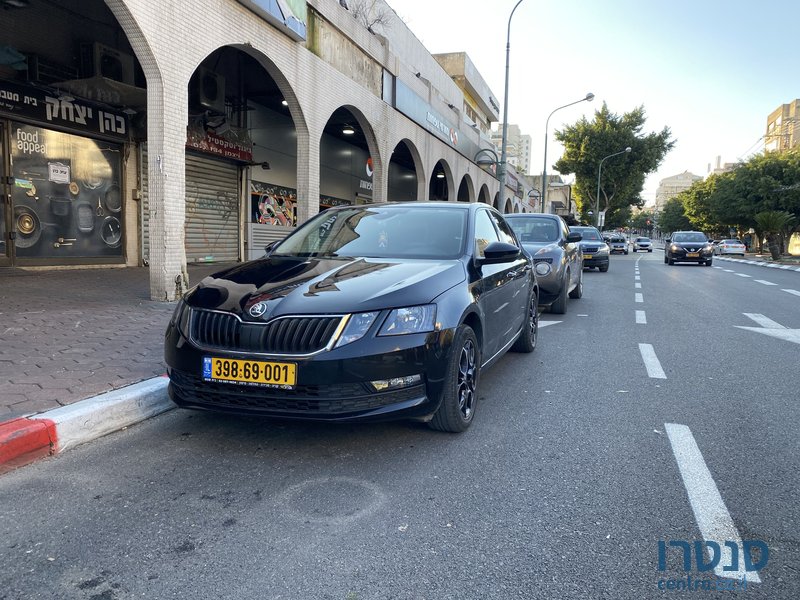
248, 302, 269, 319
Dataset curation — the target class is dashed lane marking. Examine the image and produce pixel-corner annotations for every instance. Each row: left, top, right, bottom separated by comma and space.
783, 289, 800, 297
735, 273, 752, 278
635, 293, 644, 303
754, 280, 777, 286
635, 310, 647, 324
638, 343, 666, 379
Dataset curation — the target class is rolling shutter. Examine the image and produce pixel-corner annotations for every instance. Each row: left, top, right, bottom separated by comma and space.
140, 145, 240, 264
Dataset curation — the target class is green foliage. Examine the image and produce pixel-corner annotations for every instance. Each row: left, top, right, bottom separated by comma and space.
659, 198, 692, 233
553, 103, 674, 222
678, 149, 800, 234
754, 210, 797, 259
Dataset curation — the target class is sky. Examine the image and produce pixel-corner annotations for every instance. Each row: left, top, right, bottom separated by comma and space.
384, 0, 798, 205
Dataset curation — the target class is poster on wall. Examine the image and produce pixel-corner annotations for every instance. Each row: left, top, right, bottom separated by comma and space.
251, 181, 296, 226
10, 122, 123, 260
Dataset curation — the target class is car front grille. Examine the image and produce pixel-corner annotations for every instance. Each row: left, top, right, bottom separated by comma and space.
582, 247, 598, 254
533, 258, 553, 264
189, 309, 343, 355
169, 370, 425, 414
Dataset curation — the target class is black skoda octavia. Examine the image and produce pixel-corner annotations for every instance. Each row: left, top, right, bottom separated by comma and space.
165, 202, 539, 432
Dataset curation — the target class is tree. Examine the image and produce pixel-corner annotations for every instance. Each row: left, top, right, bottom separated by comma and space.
554, 103, 674, 223
347, 0, 394, 32
659, 197, 692, 234
754, 210, 796, 260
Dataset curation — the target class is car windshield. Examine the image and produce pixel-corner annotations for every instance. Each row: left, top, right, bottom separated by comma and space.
506, 218, 559, 243
271, 205, 467, 259
722, 239, 742, 244
672, 232, 707, 243
636, 238, 650, 242
573, 228, 602, 241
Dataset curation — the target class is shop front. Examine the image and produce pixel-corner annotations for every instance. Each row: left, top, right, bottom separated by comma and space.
1, 80, 129, 267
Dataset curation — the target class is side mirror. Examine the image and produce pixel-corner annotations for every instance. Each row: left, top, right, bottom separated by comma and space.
264, 240, 279, 256
480, 241, 521, 264
566, 232, 582, 243
665, 238, 671, 243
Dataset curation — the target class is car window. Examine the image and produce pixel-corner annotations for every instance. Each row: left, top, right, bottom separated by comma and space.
574, 228, 602, 241
672, 232, 707, 243
490, 212, 519, 246
636, 237, 650, 242
474, 210, 501, 258
507, 218, 558, 243
273, 206, 467, 259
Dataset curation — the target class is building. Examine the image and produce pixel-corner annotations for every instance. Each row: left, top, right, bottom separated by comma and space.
654, 171, 702, 211
0, 0, 538, 300
490, 123, 532, 175
432, 52, 499, 139
765, 100, 800, 152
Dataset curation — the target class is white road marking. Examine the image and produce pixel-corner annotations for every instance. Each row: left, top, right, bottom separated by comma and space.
635, 310, 647, 324
635, 282, 642, 289
743, 313, 786, 329
638, 343, 666, 378
754, 280, 777, 286
735, 273, 752, 278
665, 423, 761, 583
783, 289, 800, 297
713, 266, 722, 269
635, 293, 644, 303
538, 321, 561, 328
635, 275, 640, 280
723, 269, 735, 272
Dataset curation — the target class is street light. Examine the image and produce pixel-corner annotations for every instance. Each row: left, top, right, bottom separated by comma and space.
595, 147, 632, 228
541, 92, 594, 212
498, 0, 527, 195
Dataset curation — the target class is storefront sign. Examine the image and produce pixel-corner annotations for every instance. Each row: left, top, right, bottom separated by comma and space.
0, 79, 129, 140
187, 131, 253, 162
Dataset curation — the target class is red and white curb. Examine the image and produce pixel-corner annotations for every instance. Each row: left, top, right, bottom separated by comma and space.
0, 376, 173, 474
716, 256, 800, 271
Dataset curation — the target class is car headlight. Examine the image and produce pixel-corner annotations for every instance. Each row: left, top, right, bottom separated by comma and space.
378, 304, 436, 336
596, 244, 610, 255
703, 245, 714, 254
535, 262, 551, 276
170, 299, 191, 337
335, 311, 379, 347
671, 244, 680, 252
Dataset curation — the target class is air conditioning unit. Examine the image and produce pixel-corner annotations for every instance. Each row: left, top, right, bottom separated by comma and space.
80, 42, 135, 85
190, 67, 226, 115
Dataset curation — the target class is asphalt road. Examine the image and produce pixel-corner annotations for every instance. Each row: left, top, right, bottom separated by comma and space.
1, 252, 798, 599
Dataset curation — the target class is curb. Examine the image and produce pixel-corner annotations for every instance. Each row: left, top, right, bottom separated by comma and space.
0, 376, 174, 475
715, 256, 800, 271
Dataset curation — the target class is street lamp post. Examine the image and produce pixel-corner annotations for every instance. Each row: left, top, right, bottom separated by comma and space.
541, 93, 594, 212
498, 0, 526, 196
595, 147, 632, 228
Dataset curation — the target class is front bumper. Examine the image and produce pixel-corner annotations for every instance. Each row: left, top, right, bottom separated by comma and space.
582, 252, 609, 268
164, 319, 455, 423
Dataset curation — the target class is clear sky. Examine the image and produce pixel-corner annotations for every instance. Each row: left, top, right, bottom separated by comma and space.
384, 0, 797, 205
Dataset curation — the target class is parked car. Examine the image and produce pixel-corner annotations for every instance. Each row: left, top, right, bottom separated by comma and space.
664, 231, 715, 265
505, 213, 583, 314
632, 237, 653, 252
570, 226, 611, 272
165, 202, 539, 433
607, 234, 629, 255
715, 238, 746, 256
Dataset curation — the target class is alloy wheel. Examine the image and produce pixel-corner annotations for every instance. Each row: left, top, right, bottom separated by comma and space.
457, 340, 477, 420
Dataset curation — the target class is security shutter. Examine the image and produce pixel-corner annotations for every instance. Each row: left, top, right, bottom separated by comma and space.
140, 145, 240, 263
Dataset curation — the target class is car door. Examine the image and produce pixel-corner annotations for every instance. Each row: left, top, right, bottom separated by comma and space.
559, 218, 581, 289
490, 211, 530, 338
473, 209, 515, 360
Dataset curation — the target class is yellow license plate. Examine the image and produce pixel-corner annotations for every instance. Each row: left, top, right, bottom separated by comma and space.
583, 254, 593, 260
203, 357, 296, 387
686, 252, 699, 257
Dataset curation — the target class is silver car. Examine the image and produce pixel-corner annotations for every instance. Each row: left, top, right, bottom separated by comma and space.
506, 214, 583, 314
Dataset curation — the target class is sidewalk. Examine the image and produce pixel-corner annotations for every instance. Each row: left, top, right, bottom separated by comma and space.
0, 262, 232, 472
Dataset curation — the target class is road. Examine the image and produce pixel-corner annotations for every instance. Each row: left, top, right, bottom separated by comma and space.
1, 252, 798, 599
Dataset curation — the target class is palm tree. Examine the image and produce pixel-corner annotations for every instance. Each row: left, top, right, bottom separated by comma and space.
754, 210, 797, 260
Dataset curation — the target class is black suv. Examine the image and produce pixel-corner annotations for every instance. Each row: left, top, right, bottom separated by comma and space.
665, 231, 714, 266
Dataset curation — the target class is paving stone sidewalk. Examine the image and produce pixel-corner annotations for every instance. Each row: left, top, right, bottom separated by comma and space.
0, 263, 231, 418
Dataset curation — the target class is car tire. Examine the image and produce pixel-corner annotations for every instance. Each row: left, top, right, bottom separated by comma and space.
705, 259, 713, 266
664, 256, 668, 264
568, 270, 583, 299
624, 251, 628, 255
599, 264, 609, 273
550, 276, 568, 314
429, 325, 480, 433
668, 257, 675, 265
511, 291, 538, 353
648, 249, 652, 252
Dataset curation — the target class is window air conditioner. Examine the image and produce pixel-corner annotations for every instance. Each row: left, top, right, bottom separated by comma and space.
190, 67, 226, 115
80, 42, 135, 85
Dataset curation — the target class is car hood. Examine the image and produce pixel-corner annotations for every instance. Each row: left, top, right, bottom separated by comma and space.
520, 241, 561, 254
579, 241, 606, 249
185, 256, 467, 318
672, 241, 708, 249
